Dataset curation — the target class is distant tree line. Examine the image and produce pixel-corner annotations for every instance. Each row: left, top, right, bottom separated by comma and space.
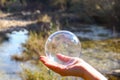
0, 0, 120, 31
0, 0, 120, 13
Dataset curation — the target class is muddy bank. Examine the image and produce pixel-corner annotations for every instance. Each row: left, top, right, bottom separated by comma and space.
1, 0, 120, 32
0, 10, 120, 37
0, 11, 53, 43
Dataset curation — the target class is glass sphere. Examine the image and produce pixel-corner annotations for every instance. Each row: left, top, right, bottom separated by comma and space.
45, 30, 81, 64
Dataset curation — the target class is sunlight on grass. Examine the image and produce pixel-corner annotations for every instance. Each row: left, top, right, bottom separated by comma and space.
20, 30, 71, 80
38, 14, 51, 23
20, 29, 120, 80
82, 38, 120, 53
21, 62, 59, 80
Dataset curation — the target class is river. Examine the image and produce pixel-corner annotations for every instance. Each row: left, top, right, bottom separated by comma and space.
0, 25, 119, 80
0, 29, 28, 80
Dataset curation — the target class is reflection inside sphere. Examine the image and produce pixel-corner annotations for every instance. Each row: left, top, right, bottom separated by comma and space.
45, 30, 81, 64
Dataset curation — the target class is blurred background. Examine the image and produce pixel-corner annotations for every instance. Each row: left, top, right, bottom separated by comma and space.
0, 0, 120, 80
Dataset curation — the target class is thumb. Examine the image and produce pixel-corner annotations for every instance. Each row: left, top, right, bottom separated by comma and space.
56, 54, 72, 62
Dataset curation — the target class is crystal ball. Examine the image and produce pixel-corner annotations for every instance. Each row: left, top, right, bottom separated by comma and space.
45, 30, 81, 64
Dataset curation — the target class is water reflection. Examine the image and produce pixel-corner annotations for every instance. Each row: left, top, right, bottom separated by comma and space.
0, 29, 28, 80
0, 26, 119, 80
72, 25, 119, 40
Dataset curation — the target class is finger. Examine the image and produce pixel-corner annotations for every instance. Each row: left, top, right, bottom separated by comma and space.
56, 54, 72, 62
40, 56, 49, 64
40, 56, 65, 73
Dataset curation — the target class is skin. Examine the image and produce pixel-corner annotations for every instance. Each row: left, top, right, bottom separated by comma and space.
40, 54, 107, 80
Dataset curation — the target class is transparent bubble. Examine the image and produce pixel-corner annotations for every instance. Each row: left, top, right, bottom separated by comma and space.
45, 30, 81, 64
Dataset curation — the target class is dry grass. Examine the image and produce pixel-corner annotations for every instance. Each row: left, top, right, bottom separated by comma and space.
20, 30, 72, 80
82, 38, 120, 53
0, 19, 35, 31
20, 62, 59, 80
37, 14, 51, 23
19, 31, 120, 80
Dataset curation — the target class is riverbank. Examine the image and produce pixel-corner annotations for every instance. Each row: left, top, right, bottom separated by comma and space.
0, 11, 39, 32
19, 31, 120, 80
0, 10, 120, 80
0, 11, 52, 42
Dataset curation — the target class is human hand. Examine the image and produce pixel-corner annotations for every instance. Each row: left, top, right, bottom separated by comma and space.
40, 54, 107, 80
40, 54, 85, 77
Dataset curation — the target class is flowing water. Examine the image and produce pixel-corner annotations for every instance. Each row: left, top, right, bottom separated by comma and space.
0, 25, 119, 80
0, 29, 28, 80
71, 25, 120, 40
